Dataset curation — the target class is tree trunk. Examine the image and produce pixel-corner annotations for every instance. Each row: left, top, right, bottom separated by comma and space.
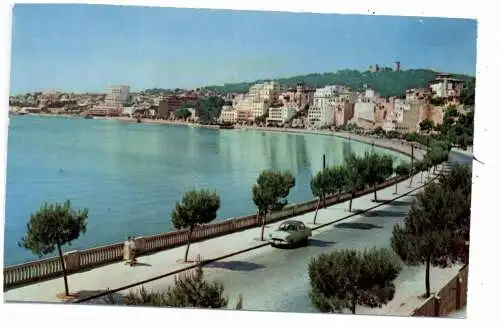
349, 192, 354, 212
425, 257, 431, 298
260, 212, 267, 241
420, 171, 424, 183
313, 198, 321, 225
351, 290, 357, 314
427, 169, 431, 181
394, 183, 398, 194
184, 227, 193, 263
409, 171, 414, 187
57, 243, 70, 297
373, 188, 378, 202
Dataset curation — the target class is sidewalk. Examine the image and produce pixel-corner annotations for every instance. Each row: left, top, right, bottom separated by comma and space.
3, 166, 436, 304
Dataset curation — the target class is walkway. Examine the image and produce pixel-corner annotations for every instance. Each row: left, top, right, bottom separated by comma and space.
4, 135, 446, 314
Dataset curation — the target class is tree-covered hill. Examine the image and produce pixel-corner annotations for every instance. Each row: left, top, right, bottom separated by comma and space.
205, 69, 474, 98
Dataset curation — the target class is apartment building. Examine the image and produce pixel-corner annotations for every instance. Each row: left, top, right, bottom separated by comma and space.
266, 107, 297, 125
429, 73, 464, 103
219, 105, 238, 123
106, 85, 130, 105
157, 95, 197, 119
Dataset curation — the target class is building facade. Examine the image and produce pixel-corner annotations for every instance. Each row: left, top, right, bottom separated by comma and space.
157, 95, 197, 119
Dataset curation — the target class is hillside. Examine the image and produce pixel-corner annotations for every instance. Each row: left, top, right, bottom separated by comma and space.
205, 69, 474, 98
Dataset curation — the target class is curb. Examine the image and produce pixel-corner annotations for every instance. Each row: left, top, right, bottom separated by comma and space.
74, 174, 437, 304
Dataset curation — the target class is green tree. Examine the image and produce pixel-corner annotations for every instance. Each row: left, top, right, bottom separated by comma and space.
106, 263, 235, 309
309, 247, 401, 314
252, 170, 296, 241
394, 162, 411, 194
438, 165, 472, 264
19, 200, 89, 296
373, 126, 385, 136
391, 182, 469, 297
419, 119, 435, 133
174, 107, 192, 120
310, 166, 346, 224
363, 152, 393, 202
344, 154, 368, 212
171, 190, 221, 262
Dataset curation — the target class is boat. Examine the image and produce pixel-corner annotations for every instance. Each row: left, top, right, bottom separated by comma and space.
84, 114, 93, 119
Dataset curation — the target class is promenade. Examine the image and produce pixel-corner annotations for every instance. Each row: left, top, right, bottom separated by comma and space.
4, 135, 456, 315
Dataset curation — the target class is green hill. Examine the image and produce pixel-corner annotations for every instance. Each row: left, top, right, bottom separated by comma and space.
205, 69, 474, 98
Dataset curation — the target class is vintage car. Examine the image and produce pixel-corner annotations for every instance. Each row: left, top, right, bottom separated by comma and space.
269, 220, 312, 247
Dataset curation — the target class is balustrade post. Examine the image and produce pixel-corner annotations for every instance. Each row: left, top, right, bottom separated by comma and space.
63, 250, 81, 273
134, 236, 147, 254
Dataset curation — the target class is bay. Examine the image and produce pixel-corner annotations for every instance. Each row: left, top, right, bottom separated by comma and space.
3, 116, 406, 265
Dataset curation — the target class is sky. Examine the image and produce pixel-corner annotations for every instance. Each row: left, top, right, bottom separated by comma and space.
8, 4, 477, 94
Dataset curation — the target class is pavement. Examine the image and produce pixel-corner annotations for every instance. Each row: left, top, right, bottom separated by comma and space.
3, 142, 470, 317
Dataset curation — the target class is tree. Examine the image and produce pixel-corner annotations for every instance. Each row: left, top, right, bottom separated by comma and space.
106, 263, 235, 309
309, 247, 401, 314
310, 166, 346, 224
174, 107, 192, 120
363, 152, 393, 202
252, 170, 295, 241
19, 200, 88, 297
391, 182, 469, 298
373, 126, 385, 136
394, 162, 411, 194
438, 165, 472, 264
344, 154, 368, 212
419, 119, 435, 133
171, 190, 221, 262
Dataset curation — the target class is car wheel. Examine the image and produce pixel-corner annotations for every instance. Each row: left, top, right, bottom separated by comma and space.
302, 238, 309, 246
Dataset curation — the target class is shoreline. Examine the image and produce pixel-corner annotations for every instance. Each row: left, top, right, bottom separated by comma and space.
3, 120, 421, 269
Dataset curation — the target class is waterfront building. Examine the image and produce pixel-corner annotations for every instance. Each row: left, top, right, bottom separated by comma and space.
219, 105, 238, 123
278, 82, 315, 110
157, 95, 198, 119
106, 85, 130, 105
266, 107, 298, 125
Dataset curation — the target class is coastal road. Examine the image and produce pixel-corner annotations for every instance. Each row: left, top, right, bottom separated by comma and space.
132, 193, 434, 314
124, 153, 471, 314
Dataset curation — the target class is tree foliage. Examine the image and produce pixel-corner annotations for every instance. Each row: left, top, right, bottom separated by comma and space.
344, 154, 368, 212
171, 190, 221, 262
252, 170, 295, 240
419, 119, 435, 133
310, 165, 347, 223
391, 165, 472, 297
309, 247, 401, 314
108, 265, 231, 309
363, 152, 394, 202
174, 107, 192, 120
19, 200, 88, 296
196, 96, 226, 123
206, 69, 473, 98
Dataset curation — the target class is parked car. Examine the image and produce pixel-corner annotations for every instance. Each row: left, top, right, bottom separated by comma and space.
269, 220, 312, 247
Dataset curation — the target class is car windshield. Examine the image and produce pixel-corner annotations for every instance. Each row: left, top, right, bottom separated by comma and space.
278, 223, 296, 231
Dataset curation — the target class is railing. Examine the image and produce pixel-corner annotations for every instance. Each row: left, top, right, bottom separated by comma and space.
412, 265, 468, 317
4, 138, 426, 290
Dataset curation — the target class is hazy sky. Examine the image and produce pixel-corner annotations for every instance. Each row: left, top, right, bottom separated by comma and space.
9, 4, 477, 94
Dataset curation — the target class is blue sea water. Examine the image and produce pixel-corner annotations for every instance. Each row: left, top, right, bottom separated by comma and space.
3, 116, 405, 265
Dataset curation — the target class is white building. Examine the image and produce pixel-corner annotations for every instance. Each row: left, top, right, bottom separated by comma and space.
186, 108, 198, 120
105, 85, 130, 105
354, 102, 375, 122
219, 105, 238, 123
307, 86, 351, 127
122, 106, 135, 116
266, 107, 297, 125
